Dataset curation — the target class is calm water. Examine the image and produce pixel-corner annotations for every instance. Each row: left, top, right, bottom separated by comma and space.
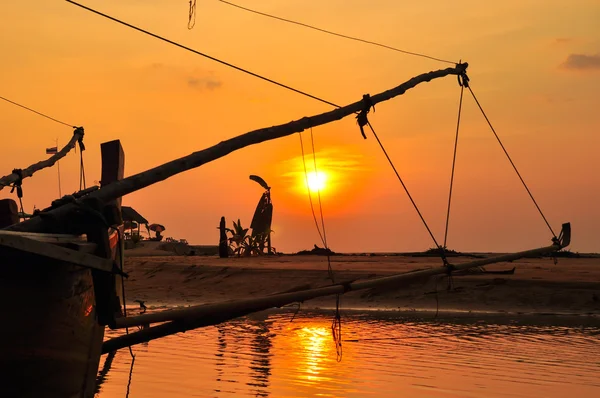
96, 310, 600, 398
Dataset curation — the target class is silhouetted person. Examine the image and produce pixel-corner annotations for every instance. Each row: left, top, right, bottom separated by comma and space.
219, 216, 229, 258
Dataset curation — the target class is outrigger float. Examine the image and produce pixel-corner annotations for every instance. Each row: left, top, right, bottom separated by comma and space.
0, 64, 571, 397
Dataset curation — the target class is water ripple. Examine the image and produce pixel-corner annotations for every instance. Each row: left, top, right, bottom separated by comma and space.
97, 311, 600, 397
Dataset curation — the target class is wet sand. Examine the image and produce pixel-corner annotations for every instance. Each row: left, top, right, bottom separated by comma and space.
122, 253, 600, 319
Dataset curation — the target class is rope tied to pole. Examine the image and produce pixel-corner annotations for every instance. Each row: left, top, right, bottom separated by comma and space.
75, 127, 87, 190
10, 168, 25, 217
356, 94, 374, 139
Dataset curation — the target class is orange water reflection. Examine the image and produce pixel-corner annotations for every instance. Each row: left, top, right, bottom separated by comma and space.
96, 312, 600, 398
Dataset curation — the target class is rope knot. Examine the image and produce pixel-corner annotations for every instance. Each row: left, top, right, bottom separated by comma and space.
457, 70, 470, 88
10, 168, 24, 198
356, 94, 374, 139
75, 126, 86, 151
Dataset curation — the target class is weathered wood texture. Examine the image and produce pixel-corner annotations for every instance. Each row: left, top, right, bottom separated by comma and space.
0, 239, 100, 398
8, 65, 468, 233
0, 231, 112, 272
0, 128, 83, 191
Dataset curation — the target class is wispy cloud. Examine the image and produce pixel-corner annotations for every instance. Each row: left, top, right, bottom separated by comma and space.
145, 63, 224, 90
187, 75, 222, 91
553, 37, 573, 45
561, 53, 600, 71
280, 148, 370, 178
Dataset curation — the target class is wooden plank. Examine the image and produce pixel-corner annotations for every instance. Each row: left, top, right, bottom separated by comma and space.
0, 232, 113, 272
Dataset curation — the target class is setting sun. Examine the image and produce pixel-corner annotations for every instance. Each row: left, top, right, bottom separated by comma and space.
305, 171, 327, 193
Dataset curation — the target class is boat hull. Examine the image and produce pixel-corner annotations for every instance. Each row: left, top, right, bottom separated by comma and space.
0, 232, 114, 398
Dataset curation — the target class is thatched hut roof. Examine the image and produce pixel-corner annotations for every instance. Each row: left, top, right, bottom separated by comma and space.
121, 206, 149, 224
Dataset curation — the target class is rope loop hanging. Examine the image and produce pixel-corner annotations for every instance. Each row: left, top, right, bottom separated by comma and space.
75, 127, 87, 190
10, 168, 25, 217
356, 94, 374, 139
188, 0, 197, 30
10, 168, 23, 199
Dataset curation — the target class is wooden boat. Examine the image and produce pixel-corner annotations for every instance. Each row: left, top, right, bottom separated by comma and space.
0, 65, 572, 397
0, 140, 125, 398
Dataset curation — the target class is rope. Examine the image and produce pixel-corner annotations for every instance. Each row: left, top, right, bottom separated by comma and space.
116, 229, 136, 359
298, 127, 341, 360
299, 132, 326, 245
10, 169, 25, 218
360, 114, 449, 265
217, 0, 456, 65
76, 127, 87, 190
332, 295, 343, 362
309, 129, 335, 284
466, 86, 557, 238
188, 0, 197, 30
443, 84, 464, 248
0, 94, 76, 128
65, 0, 341, 109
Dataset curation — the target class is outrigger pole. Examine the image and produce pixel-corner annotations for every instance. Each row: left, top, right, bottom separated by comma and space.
103, 223, 570, 353
7, 64, 468, 232
0, 127, 84, 191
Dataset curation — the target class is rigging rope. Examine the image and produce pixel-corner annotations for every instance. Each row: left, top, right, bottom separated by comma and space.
0, 94, 76, 128
217, 0, 456, 65
299, 132, 326, 246
357, 95, 449, 266
443, 82, 465, 248
309, 128, 335, 284
466, 86, 557, 238
10, 169, 25, 219
77, 128, 87, 190
299, 127, 341, 360
188, 0, 197, 30
65, 0, 340, 109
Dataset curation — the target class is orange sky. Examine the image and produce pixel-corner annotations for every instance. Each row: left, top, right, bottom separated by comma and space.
1, 0, 599, 253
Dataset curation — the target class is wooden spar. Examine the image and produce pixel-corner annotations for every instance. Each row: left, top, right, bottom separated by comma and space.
0, 127, 83, 191
0, 231, 114, 273
101, 223, 569, 353
8, 64, 468, 233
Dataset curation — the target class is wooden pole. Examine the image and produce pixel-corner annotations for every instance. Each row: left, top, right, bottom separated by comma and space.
57, 138, 62, 198
0, 128, 83, 192
102, 223, 569, 353
8, 64, 468, 233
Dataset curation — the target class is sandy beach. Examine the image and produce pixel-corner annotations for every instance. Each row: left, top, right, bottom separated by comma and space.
122, 246, 600, 320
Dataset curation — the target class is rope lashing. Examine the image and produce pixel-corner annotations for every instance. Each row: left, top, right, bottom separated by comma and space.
10, 169, 23, 199
356, 94, 374, 139
10, 168, 25, 216
75, 127, 87, 190
457, 65, 470, 88
75, 127, 85, 151
188, 0, 197, 30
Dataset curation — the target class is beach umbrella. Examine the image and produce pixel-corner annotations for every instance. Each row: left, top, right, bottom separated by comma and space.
148, 223, 166, 233
124, 221, 138, 230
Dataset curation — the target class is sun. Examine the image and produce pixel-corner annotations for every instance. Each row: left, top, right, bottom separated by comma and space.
306, 171, 327, 193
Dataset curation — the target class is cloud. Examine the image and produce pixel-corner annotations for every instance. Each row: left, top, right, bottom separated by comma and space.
143, 63, 223, 90
561, 53, 600, 71
187, 75, 222, 91
553, 37, 573, 45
